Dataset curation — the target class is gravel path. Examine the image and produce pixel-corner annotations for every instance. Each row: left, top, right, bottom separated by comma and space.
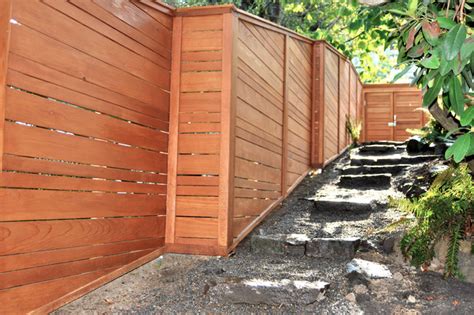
55, 147, 474, 315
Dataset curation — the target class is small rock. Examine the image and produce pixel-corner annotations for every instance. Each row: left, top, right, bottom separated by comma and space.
407, 295, 417, 304
383, 237, 396, 254
347, 258, 392, 279
354, 284, 368, 294
393, 272, 403, 281
345, 293, 357, 303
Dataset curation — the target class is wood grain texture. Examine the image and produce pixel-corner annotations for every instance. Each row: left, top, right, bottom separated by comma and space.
0, 0, 12, 170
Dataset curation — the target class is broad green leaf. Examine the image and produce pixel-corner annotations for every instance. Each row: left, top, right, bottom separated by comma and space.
423, 76, 443, 107
460, 107, 474, 126
408, 42, 428, 58
445, 133, 472, 162
392, 64, 413, 82
443, 24, 467, 61
421, 55, 440, 69
422, 21, 441, 46
460, 36, 474, 61
439, 52, 452, 75
437, 17, 456, 30
449, 76, 465, 115
408, 0, 418, 16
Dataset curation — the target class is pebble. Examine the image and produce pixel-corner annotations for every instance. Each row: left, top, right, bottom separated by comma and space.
407, 295, 416, 304
345, 293, 357, 303
354, 284, 368, 294
393, 272, 403, 281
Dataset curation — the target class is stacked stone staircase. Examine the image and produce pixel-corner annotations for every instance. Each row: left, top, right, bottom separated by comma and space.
213, 142, 439, 305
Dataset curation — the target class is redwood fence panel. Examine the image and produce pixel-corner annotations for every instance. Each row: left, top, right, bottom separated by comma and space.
0, 0, 172, 313
311, 41, 364, 167
0, 1, 373, 312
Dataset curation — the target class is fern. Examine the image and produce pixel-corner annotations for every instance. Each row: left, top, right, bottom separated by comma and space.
393, 164, 474, 279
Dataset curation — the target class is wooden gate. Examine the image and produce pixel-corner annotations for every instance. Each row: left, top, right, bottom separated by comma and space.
363, 84, 424, 142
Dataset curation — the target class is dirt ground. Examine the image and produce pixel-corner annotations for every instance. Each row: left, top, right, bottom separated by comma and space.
55, 150, 474, 315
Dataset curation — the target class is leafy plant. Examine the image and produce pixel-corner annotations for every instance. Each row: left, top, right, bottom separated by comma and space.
345, 114, 362, 146
384, 0, 474, 163
406, 109, 448, 143
393, 164, 474, 278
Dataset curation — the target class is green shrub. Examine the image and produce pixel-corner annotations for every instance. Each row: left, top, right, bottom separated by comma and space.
393, 164, 474, 278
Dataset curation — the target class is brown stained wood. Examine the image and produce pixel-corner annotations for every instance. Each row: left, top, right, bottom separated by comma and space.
177, 154, 220, 175
182, 15, 223, 31
0, 172, 166, 194
235, 126, 282, 155
178, 134, 220, 154
232, 216, 257, 237
9, 25, 168, 109
0, 217, 164, 256
71, 0, 170, 59
176, 185, 219, 196
235, 137, 282, 169
179, 122, 220, 133
0, 0, 12, 170
182, 50, 222, 62
218, 12, 236, 248
47, 0, 171, 70
180, 92, 221, 113
31, 247, 166, 314
181, 30, 223, 51
0, 188, 165, 221
0, 238, 163, 273
166, 16, 182, 245
7, 66, 168, 129
180, 72, 222, 92
0, 249, 154, 290
93, 0, 171, 48
3, 154, 166, 184
0, 268, 112, 314
176, 196, 219, 217
179, 112, 221, 123
234, 177, 280, 192
133, 0, 174, 29
5, 89, 167, 152
235, 157, 281, 184
16, 0, 170, 89
175, 217, 218, 239
177, 175, 219, 186
281, 35, 288, 194
4, 122, 167, 173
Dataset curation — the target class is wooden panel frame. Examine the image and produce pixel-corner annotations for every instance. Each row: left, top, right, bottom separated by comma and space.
0, 0, 12, 170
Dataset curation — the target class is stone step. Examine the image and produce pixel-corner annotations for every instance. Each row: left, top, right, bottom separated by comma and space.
250, 234, 361, 260
250, 233, 308, 257
342, 164, 409, 175
338, 174, 392, 189
307, 237, 361, 260
313, 197, 377, 212
209, 277, 330, 306
357, 144, 398, 155
350, 154, 438, 166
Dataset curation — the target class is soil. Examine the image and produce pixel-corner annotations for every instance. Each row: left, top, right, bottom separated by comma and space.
55, 147, 474, 315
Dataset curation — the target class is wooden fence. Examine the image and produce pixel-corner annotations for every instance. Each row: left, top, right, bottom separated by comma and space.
0, 0, 172, 312
0, 1, 366, 313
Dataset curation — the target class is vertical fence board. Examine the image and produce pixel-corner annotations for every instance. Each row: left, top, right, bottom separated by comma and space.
281, 34, 289, 196
0, 0, 12, 171
218, 12, 236, 248
166, 16, 182, 245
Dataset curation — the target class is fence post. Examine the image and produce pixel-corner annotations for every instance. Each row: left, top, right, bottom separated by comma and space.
0, 0, 12, 171
311, 41, 325, 167
165, 16, 182, 246
218, 11, 237, 249
281, 34, 289, 197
